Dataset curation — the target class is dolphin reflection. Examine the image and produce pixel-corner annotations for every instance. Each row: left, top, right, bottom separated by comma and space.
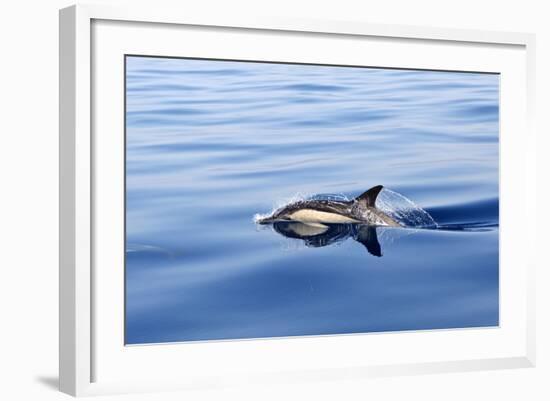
271, 222, 383, 257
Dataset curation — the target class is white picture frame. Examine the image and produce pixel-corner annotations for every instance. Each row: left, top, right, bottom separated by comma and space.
59, 4, 536, 397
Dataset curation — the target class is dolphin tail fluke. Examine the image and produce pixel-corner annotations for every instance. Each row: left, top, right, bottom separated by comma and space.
355, 185, 384, 207
354, 226, 382, 257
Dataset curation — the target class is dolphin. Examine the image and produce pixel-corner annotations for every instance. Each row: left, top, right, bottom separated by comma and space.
257, 185, 400, 227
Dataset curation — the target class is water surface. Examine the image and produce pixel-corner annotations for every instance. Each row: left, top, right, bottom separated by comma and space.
125, 56, 499, 344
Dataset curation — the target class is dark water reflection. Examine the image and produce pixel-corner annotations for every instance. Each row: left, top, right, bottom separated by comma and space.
125, 56, 499, 344
272, 222, 383, 257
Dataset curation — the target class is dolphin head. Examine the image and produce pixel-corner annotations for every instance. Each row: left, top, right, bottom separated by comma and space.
256, 207, 293, 224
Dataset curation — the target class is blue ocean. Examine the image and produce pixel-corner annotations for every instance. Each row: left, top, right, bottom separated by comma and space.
125, 56, 499, 344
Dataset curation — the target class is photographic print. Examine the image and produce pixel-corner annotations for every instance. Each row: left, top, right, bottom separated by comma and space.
125, 56, 499, 344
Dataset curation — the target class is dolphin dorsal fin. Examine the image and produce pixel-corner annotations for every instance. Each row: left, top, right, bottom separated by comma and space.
355, 185, 383, 207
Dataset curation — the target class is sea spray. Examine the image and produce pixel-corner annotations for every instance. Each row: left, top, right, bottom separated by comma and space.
375, 189, 438, 228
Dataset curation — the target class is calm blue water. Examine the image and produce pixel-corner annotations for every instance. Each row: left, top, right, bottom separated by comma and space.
125, 56, 499, 344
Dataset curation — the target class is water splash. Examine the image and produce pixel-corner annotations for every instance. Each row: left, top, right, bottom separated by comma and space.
308, 193, 350, 202
253, 212, 271, 224
376, 189, 438, 228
